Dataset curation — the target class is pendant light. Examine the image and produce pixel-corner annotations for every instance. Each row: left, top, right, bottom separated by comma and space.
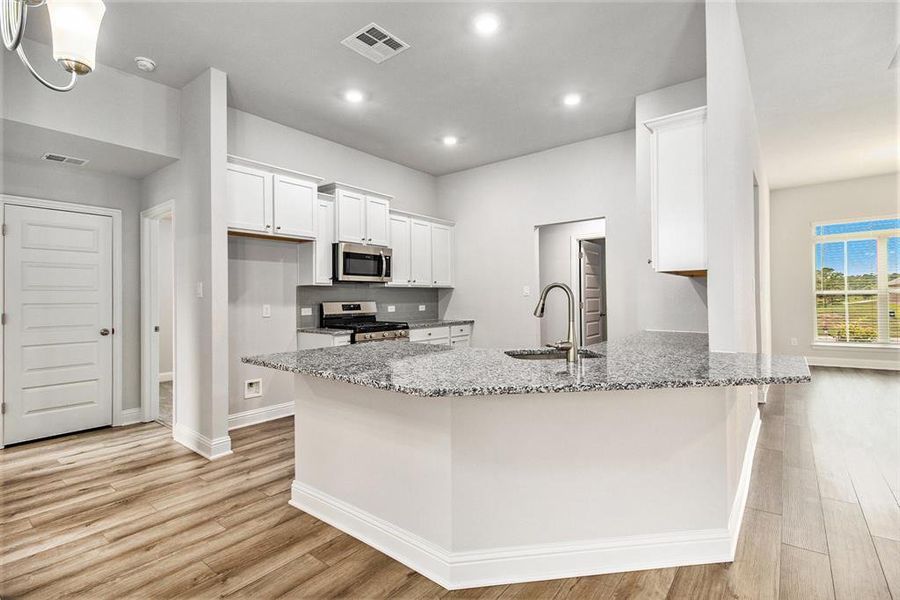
1, 0, 106, 92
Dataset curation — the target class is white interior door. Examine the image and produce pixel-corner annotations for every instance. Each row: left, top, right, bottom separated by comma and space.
4, 205, 114, 444
580, 240, 606, 346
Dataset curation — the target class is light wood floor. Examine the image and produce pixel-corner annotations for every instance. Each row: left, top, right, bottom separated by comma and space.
1, 367, 897, 599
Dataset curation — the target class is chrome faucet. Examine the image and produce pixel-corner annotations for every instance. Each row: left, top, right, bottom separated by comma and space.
533, 282, 578, 363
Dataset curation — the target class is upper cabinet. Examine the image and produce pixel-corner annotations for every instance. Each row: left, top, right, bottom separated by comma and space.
225, 156, 323, 240
319, 183, 392, 246
389, 211, 454, 288
298, 194, 336, 286
643, 106, 707, 276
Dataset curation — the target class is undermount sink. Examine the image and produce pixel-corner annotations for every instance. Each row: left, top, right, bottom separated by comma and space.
505, 349, 603, 361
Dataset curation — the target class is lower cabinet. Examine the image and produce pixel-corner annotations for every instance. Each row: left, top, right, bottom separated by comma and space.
298, 332, 351, 349
409, 324, 472, 347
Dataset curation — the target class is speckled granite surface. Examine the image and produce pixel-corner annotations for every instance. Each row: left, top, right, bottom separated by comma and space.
243, 331, 811, 397
406, 319, 475, 330
297, 327, 352, 336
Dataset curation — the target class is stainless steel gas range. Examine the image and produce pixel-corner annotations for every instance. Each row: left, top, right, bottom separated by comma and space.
320, 301, 409, 343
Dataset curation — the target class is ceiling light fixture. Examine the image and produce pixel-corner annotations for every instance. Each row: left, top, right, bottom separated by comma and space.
1, 0, 106, 92
442, 135, 458, 147
473, 13, 500, 36
134, 56, 156, 73
562, 93, 582, 107
344, 89, 365, 103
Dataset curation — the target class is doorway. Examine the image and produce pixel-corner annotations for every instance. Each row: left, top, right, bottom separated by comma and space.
578, 238, 607, 345
141, 201, 175, 428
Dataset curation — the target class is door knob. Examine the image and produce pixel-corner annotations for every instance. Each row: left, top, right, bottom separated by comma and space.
100, 328, 110, 336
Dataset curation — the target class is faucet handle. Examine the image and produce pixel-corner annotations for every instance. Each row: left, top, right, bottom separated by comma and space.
546, 341, 573, 351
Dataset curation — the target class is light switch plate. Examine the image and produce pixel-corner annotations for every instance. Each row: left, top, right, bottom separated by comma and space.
262, 304, 272, 318
387, 305, 396, 313
418, 305, 426, 312
790, 337, 798, 346
300, 307, 312, 317
522, 286, 531, 297
195, 281, 204, 298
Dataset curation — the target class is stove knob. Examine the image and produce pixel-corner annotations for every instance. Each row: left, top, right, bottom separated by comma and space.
382, 332, 389, 338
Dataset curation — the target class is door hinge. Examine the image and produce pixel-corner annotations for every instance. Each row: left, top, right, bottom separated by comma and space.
1, 313, 6, 326
1, 223, 7, 236
1, 402, 5, 415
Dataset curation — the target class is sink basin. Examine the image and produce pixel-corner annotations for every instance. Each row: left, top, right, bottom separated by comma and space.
505, 349, 603, 361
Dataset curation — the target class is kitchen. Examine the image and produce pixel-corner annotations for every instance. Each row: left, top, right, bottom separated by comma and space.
2, 1, 897, 598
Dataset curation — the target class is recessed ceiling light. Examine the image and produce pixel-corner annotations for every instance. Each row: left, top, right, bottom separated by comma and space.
474, 13, 500, 36
344, 89, 365, 103
442, 135, 458, 147
562, 93, 582, 107
134, 56, 157, 73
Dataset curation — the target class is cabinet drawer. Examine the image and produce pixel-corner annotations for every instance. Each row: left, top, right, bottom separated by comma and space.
449, 335, 470, 348
450, 324, 472, 338
409, 326, 450, 343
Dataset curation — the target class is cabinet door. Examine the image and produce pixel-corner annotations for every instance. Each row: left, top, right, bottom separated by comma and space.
648, 109, 706, 272
410, 219, 432, 286
431, 223, 453, 287
336, 189, 366, 243
389, 214, 411, 286
316, 199, 335, 284
365, 196, 391, 246
273, 174, 317, 238
226, 163, 272, 233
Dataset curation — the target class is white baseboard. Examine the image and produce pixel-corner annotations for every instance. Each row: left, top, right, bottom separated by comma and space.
290, 481, 736, 590
228, 401, 294, 430
158, 371, 174, 382
118, 407, 144, 426
806, 356, 900, 371
173, 423, 232, 460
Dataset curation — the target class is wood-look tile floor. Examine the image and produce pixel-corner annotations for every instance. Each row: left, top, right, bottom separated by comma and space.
1, 367, 897, 599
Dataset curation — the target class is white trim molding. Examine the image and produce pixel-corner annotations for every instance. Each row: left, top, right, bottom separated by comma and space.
119, 408, 144, 426
158, 371, 174, 383
806, 355, 900, 371
228, 402, 294, 430
291, 481, 739, 590
173, 423, 232, 460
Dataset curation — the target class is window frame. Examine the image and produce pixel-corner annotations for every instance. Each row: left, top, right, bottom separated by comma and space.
811, 215, 900, 348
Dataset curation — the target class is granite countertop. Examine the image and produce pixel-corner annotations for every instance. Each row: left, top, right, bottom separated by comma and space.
406, 319, 474, 330
297, 327, 352, 336
244, 331, 811, 397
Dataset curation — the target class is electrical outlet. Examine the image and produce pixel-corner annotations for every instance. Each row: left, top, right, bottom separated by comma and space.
387, 305, 396, 313
244, 378, 262, 399
300, 307, 312, 317
523, 286, 531, 297
790, 337, 798, 346
418, 305, 426, 312
262, 304, 271, 318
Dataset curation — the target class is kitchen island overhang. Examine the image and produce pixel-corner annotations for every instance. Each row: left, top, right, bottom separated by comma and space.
244, 332, 810, 590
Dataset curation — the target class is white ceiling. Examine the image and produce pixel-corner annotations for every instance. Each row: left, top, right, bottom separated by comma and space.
27, 2, 706, 176
738, 1, 899, 190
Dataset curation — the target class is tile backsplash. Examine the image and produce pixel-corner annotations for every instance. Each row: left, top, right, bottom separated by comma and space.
297, 283, 440, 328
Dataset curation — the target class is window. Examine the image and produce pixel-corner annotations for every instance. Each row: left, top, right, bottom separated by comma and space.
814, 217, 900, 345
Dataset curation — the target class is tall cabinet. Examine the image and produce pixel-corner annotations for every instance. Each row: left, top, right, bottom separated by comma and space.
643, 106, 707, 277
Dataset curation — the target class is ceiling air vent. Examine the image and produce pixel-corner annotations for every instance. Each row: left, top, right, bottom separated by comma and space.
41, 152, 89, 166
341, 23, 409, 64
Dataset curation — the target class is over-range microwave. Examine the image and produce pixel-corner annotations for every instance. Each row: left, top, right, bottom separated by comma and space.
332, 242, 393, 283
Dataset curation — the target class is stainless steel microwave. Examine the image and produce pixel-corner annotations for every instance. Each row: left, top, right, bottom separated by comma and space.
332, 242, 392, 283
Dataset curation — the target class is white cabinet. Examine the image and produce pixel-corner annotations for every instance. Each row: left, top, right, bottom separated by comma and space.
299, 194, 335, 286
365, 196, 391, 246
643, 106, 707, 275
431, 223, 453, 287
273, 174, 317, 238
226, 162, 271, 233
225, 156, 323, 240
389, 214, 412, 286
410, 219, 433, 286
320, 183, 392, 246
298, 331, 351, 349
410, 323, 472, 347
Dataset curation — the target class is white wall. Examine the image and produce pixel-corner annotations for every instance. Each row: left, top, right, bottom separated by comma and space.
705, 0, 771, 353
157, 217, 174, 377
537, 218, 606, 345
771, 173, 900, 370
0, 156, 142, 409
437, 129, 710, 349
228, 237, 299, 415
635, 78, 710, 334
228, 109, 437, 215
3, 40, 180, 159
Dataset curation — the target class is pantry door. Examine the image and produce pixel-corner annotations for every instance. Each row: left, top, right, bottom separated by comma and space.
3, 204, 114, 444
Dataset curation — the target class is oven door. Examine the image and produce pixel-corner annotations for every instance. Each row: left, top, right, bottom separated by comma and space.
333, 242, 392, 283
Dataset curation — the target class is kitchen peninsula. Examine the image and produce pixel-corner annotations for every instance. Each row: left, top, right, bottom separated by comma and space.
244, 331, 810, 589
